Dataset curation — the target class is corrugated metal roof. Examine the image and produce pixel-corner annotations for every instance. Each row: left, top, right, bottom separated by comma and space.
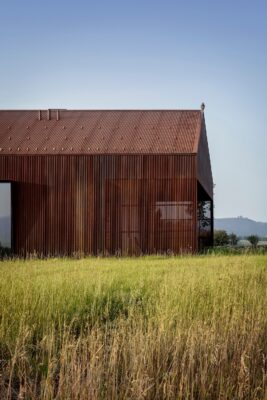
0, 110, 202, 155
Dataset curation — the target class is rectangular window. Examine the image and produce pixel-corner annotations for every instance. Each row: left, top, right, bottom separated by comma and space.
0, 183, 11, 250
155, 201, 193, 220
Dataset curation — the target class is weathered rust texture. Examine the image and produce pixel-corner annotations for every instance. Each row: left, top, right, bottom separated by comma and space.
0, 154, 197, 255
0, 110, 201, 155
0, 109, 213, 255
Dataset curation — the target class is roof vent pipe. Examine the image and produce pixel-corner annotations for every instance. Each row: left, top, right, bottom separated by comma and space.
201, 102, 205, 112
56, 110, 60, 121
38, 110, 41, 121
47, 109, 51, 121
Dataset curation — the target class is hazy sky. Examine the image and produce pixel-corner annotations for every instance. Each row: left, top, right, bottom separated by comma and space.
0, 0, 266, 221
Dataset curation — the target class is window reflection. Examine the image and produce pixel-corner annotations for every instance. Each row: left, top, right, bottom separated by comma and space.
155, 201, 193, 220
0, 183, 11, 250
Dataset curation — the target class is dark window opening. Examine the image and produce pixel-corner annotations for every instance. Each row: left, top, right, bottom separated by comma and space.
197, 181, 213, 250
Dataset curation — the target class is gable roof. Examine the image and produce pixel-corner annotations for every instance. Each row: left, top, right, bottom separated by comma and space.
0, 110, 203, 155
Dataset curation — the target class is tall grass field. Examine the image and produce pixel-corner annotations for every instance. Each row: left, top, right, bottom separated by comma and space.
0, 255, 266, 399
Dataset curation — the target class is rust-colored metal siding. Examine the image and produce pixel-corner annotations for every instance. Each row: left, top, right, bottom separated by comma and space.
0, 109, 214, 255
0, 154, 197, 255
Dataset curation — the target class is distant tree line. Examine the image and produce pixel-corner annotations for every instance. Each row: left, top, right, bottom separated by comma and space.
214, 231, 260, 248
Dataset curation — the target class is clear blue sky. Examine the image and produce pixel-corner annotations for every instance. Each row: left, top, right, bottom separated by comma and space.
0, 0, 266, 221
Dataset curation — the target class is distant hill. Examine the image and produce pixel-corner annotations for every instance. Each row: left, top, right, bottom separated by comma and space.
215, 217, 267, 238
0, 216, 11, 247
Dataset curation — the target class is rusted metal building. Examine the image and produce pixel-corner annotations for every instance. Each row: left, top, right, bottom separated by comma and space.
0, 106, 213, 256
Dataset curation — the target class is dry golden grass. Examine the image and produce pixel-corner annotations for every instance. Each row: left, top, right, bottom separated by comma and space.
0, 255, 266, 399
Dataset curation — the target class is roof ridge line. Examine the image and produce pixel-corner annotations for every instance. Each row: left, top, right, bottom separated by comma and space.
0, 109, 202, 112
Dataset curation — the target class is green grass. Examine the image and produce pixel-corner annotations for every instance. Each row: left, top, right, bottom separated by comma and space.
0, 255, 266, 399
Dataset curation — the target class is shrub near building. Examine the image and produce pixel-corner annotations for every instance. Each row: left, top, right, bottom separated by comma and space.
214, 230, 229, 246
247, 235, 260, 248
